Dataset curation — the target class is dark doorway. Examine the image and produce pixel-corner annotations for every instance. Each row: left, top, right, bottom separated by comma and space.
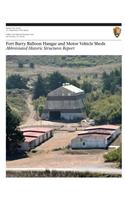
49, 111, 61, 120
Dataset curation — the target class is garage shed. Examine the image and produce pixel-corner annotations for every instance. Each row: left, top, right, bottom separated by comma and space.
19, 127, 54, 151
71, 125, 120, 149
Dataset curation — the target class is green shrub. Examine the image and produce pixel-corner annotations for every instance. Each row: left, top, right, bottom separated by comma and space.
104, 147, 122, 168
6, 89, 29, 120
6, 74, 28, 89
89, 94, 121, 124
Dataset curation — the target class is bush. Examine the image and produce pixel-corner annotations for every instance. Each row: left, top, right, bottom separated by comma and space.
30, 62, 35, 68
102, 69, 121, 94
6, 103, 24, 155
18, 62, 23, 68
82, 80, 93, 93
33, 96, 46, 116
33, 75, 47, 99
104, 147, 122, 168
6, 74, 28, 89
47, 71, 67, 91
89, 94, 121, 124
6, 89, 29, 120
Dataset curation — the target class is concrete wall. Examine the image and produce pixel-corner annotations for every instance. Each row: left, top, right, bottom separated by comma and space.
42, 97, 86, 121
61, 112, 85, 121
39, 135, 44, 143
45, 99, 84, 110
106, 128, 121, 146
20, 140, 36, 151
34, 138, 40, 146
111, 128, 120, 140
71, 137, 106, 149
42, 111, 86, 121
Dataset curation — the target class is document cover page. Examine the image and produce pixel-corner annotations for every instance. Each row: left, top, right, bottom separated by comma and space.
5, 23, 122, 178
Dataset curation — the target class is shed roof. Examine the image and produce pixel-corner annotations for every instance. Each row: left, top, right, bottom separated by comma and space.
63, 84, 83, 94
48, 84, 84, 96
84, 124, 120, 131
21, 127, 53, 133
23, 131, 45, 138
78, 129, 112, 136
72, 133, 111, 142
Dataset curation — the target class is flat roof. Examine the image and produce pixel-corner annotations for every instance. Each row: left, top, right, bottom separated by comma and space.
78, 129, 112, 136
84, 124, 120, 131
23, 132, 45, 138
21, 127, 53, 133
63, 84, 84, 94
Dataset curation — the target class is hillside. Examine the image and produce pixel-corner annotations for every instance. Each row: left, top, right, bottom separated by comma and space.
6, 55, 121, 68
6, 89, 29, 121
6, 56, 121, 81
6, 55, 122, 125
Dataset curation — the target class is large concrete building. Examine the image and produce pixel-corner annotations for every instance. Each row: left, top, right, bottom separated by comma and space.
42, 83, 86, 121
71, 125, 120, 149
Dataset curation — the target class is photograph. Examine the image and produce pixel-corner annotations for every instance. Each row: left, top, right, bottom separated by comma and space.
6, 55, 122, 177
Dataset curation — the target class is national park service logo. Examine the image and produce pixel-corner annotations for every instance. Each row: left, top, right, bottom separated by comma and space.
113, 26, 121, 38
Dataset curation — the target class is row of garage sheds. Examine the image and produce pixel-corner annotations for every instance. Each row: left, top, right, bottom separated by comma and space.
19, 127, 53, 151
71, 125, 120, 149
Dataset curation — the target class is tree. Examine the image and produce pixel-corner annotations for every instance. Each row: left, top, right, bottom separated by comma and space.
30, 62, 35, 68
6, 74, 28, 89
33, 75, 47, 99
81, 80, 93, 93
6, 104, 24, 155
33, 96, 46, 116
38, 105, 44, 117
77, 75, 81, 80
69, 79, 80, 88
47, 71, 67, 91
89, 94, 121, 124
102, 69, 121, 94
18, 62, 23, 68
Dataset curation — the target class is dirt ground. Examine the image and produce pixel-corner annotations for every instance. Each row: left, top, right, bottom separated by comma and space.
6, 129, 118, 169
6, 96, 120, 170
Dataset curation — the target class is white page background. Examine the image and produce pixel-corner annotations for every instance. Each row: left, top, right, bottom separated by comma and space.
0, 1, 124, 200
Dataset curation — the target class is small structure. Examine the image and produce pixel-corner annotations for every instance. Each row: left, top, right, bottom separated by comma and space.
23, 132, 43, 146
42, 83, 86, 121
19, 127, 53, 151
71, 125, 120, 149
20, 137, 37, 151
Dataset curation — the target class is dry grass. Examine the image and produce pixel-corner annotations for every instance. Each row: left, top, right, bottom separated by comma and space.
6, 62, 121, 80
6, 169, 121, 177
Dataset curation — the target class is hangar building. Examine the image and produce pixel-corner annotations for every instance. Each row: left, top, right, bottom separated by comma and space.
42, 83, 86, 121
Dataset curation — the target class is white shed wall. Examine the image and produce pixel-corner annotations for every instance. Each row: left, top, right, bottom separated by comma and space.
71, 137, 107, 149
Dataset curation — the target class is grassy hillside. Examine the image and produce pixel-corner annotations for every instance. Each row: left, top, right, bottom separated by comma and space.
6, 55, 121, 67
6, 55, 122, 124
6, 89, 29, 120
6, 56, 121, 82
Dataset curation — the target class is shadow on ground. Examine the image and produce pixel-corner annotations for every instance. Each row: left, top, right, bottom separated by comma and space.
6, 151, 29, 161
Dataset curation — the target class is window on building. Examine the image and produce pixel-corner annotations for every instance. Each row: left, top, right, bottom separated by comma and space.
83, 142, 86, 146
